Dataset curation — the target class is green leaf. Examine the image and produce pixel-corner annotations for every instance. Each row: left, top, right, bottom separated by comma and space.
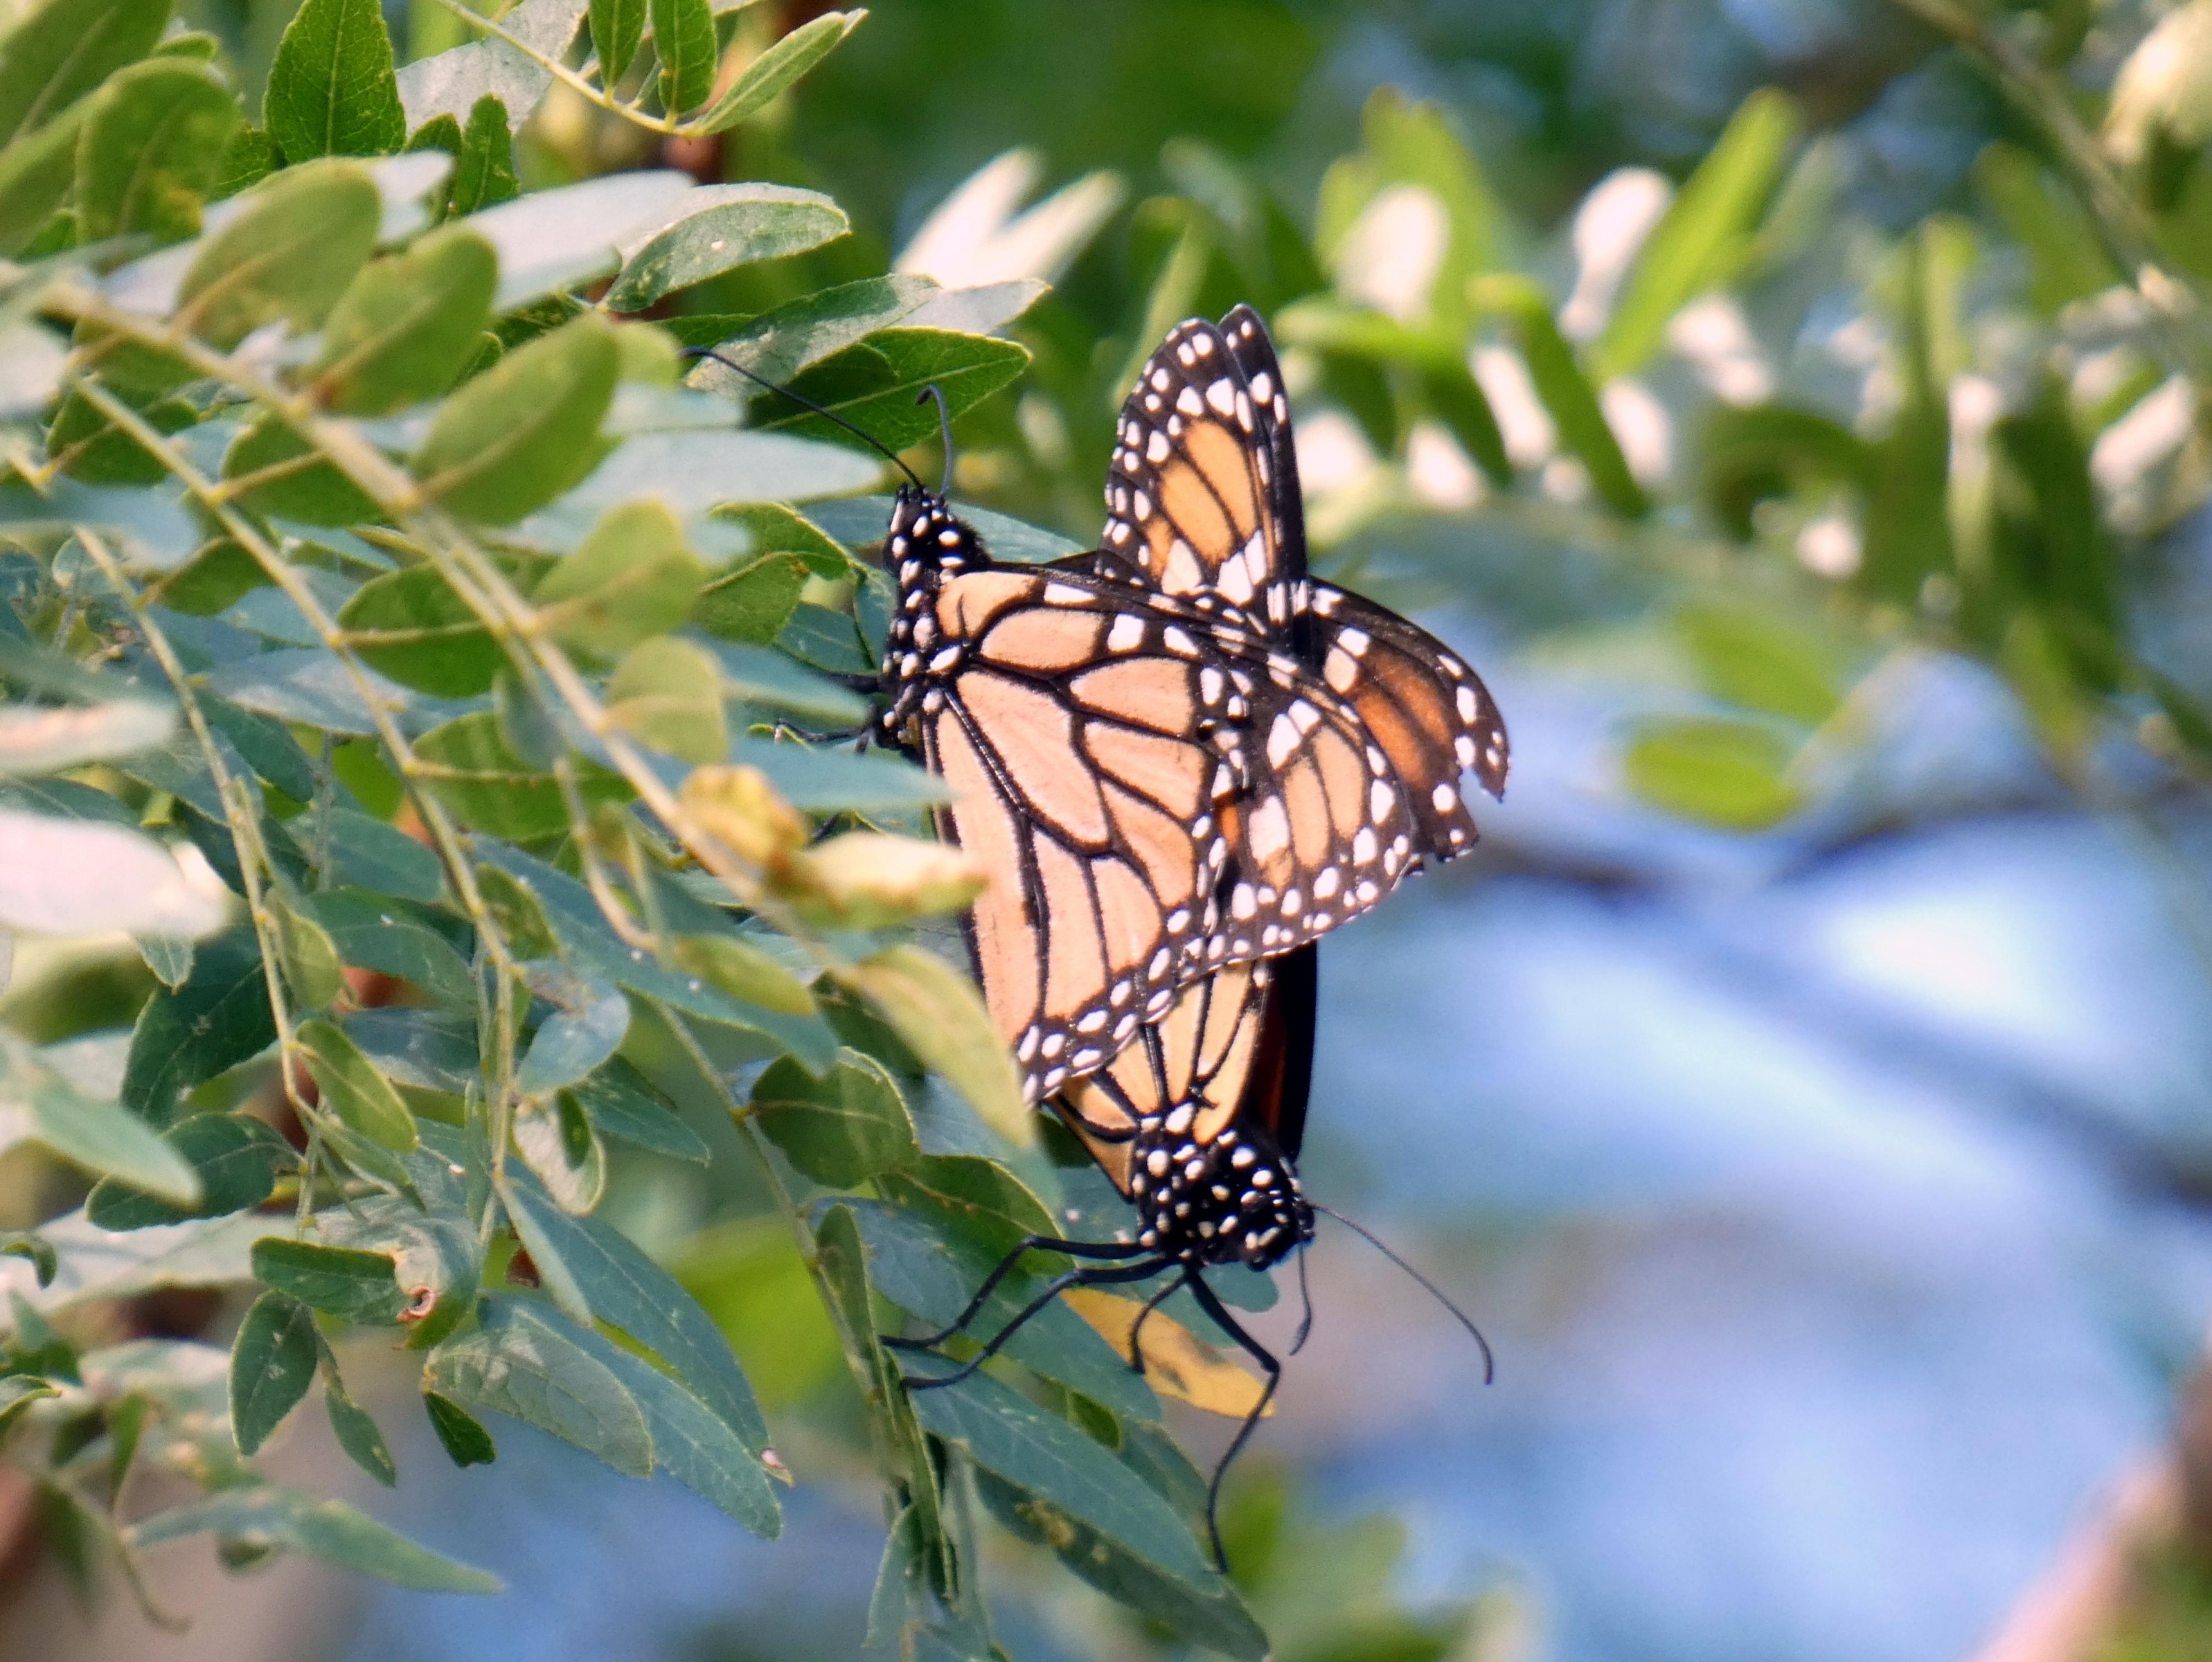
851, 1199, 1154, 1423
679, 276, 936, 392
294, 1016, 418, 1152
517, 988, 631, 1099
704, 639, 866, 729
1473, 274, 1647, 517
217, 414, 382, 526
1, 1231, 56, 1288
230, 1289, 317, 1454
122, 927, 276, 1128
500, 1166, 767, 1450
0, 1373, 57, 1429
672, 933, 818, 1019
1698, 402, 1873, 539
317, 807, 446, 903
8, 1290, 76, 1379
523, 1091, 609, 1214
85, 1113, 292, 1230
904, 1365, 1211, 1582
179, 159, 382, 348
589, 0, 645, 87
415, 711, 576, 840
695, 554, 806, 646
1419, 359, 1512, 485
724, 736, 949, 814
1, 1033, 203, 1199
1316, 87, 1499, 328
978, 1469, 1267, 1659
1593, 89, 1801, 381
263, 0, 407, 163
805, 495, 1083, 565
605, 184, 848, 312
448, 95, 518, 217
0, 0, 170, 149
269, 891, 346, 1011
251, 1235, 406, 1322
1675, 603, 1845, 725
749, 1052, 914, 1187
342, 1008, 474, 1094
0, 95, 88, 255
321, 1193, 477, 1348
876, 1154, 1057, 1259
553, 1297, 781, 1536
1623, 717, 1801, 830
298, 888, 474, 1008
413, 312, 621, 523
759, 329, 1029, 454
607, 636, 726, 762
422, 1294, 652, 1477
323, 1366, 397, 1486
650, 0, 717, 116
213, 123, 276, 199
337, 564, 499, 697
128, 1485, 501, 1591
1978, 145, 2120, 318
532, 498, 706, 656
75, 57, 238, 244
309, 225, 498, 414
837, 947, 1028, 1150
1859, 220, 1963, 606
679, 10, 866, 136
779, 607, 864, 674
473, 840, 841, 1066
567, 1060, 708, 1163
423, 1391, 496, 1466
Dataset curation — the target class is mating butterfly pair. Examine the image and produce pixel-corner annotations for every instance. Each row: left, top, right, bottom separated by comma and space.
880, 305, 1505, 1261
871, 308, 1507, 1564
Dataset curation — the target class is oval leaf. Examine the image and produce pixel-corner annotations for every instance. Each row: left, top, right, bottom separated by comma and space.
837, 946, 1028, 1149
230, 1289, 318, 1455
412, 312, 621, 523
265, 0, 407, 163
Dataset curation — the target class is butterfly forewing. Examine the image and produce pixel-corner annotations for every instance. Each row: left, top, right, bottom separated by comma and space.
918, 562, 1260, 1100
1101, 310, 1304, 633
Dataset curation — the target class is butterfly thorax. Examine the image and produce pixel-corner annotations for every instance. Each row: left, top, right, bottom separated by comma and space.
1127, 1107, 1311, 1271
880, 484, 985, 742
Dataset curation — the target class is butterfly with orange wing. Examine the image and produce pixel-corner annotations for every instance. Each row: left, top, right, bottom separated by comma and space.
880, 305, 1508, 1108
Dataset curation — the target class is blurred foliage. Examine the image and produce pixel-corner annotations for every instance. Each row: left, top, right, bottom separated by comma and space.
0, 0, 2204, 1654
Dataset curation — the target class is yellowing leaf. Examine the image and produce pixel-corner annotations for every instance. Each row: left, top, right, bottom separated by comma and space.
1063, 1288, 1274, 1422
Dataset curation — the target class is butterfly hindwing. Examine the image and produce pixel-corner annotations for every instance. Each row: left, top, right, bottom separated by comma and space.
1051, 946, 1315, 1269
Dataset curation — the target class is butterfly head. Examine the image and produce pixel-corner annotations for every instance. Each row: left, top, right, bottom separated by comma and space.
881, 485, 988, 738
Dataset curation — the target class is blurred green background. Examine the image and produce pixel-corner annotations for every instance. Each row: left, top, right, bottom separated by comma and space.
16, 0, 2212, 1658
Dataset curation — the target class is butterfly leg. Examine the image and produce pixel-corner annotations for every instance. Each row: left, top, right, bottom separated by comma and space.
1184, 1269, 1283, 1575
882, 1235, 1153, 1352
1290, 1246, 1314, 1356
1124, 1273, 1186, 1380
900, 1257, 1166, 1393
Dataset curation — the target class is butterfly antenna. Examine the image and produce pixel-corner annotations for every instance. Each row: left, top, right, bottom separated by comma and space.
1310, 1202, 1493, 1384
681, 346, 924, 491
916, 383, 954, 495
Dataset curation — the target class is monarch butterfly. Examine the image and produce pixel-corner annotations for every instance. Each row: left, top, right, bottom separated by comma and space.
887, 942, 1490, 1571
885, 948, 1320, 1570
878, 305, 1508, 1105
